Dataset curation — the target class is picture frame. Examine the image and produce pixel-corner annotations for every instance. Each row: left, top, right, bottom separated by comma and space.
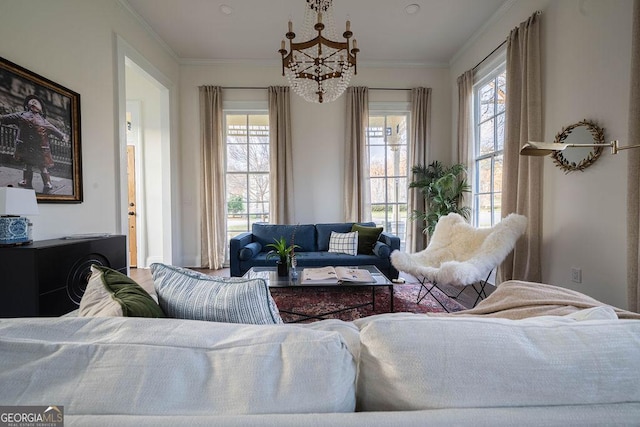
0, 56, 82, 202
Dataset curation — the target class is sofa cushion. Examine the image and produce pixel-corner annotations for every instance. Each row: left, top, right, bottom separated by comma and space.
239, 242, 262, 260
328, 231, 358, 256
352, 224, 383, 254
150, 263, 283, 324
252, 223, 316, 252
316, 222, 376, 251
355, 314, 640, 411
372, 241, 391, 258
79, 265, 165, 318
280, 252, 387, 270
0, 316, 357, 415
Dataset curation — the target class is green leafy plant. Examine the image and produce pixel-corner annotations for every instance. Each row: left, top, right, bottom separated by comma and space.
265, 236, 300, 266
227, 194, 244, 215
409, 160, 471, 237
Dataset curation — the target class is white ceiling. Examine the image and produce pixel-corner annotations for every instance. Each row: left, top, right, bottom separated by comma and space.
122, 0, 510, 66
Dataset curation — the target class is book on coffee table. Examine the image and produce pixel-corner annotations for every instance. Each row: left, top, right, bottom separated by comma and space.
301, 266, 375, 284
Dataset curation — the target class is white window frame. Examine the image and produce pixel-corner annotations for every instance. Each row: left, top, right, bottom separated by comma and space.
223, 107, 270, 263
472, 59, 506, 228
367, 102, 410, 250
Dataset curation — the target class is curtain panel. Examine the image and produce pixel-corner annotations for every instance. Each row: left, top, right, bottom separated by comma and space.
407, 87, 432, 252
268, 86, 295, 224
499, 11, 543, 283
344, 87, 371, 222
627, 0, 640, 312
199, 86, 226, 269
456, 70, 474, 219
456, 70, 474, 169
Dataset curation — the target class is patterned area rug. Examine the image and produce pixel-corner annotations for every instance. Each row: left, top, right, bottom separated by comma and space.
270, 282, 466, 323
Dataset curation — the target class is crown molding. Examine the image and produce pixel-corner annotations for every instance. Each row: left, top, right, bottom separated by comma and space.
179, 57, 448, 69
117, 0, 180, 62
180, 58, 281, 67
449, 0, 517, 66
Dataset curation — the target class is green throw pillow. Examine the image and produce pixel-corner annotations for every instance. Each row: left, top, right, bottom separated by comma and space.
351, 224, 383, 255
79, 265, 165, 318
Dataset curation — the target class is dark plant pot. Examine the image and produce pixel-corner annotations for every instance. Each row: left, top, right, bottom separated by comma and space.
277, 261, 289, 277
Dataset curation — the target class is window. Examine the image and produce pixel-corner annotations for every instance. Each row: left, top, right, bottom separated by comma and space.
225, 113, 270, 256
367, 113, 409, 250
473, 66, 505, 228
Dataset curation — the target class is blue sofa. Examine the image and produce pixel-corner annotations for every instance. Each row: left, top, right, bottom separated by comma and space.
230, 222, 400, 279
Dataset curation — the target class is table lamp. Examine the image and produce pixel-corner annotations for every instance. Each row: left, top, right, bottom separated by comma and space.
0, 187, 39, 246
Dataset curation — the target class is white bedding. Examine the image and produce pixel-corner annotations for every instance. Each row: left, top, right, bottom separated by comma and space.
0, 317, 358, 416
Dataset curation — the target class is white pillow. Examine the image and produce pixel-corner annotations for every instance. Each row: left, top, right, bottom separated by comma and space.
563, 306, 618, 320
328, 231, 358, 256
0, 317, 357, 415
150, 263, 283, 324
356, 315, 640, 411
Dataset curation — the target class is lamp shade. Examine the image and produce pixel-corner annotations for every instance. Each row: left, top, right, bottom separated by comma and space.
0, 187, 39, 216
519, 141, 571, 156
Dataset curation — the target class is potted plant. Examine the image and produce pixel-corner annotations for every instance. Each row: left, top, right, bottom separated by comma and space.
409, 160, 471, 238
266, 237, 300, 277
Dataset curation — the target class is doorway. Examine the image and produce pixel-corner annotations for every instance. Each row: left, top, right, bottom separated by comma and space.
126, 145, 137, 266
117, 36, 175, 268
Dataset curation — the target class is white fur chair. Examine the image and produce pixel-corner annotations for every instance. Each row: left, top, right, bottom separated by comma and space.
391, 212, 527, 311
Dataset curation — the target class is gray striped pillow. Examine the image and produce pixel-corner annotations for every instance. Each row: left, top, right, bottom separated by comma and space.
150, 263, 283, 324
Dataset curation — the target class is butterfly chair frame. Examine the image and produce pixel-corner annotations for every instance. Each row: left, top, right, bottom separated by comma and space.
391, 212, 528, 313
415, 269, 492, 312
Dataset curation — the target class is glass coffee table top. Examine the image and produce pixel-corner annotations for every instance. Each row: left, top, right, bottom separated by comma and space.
243, 265, 392, 287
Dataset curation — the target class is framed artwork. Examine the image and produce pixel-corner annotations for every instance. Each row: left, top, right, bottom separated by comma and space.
0, 56, 82, 202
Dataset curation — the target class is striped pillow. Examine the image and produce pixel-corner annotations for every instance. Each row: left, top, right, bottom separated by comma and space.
328, 231, 359, 256
150, 263, 283, 324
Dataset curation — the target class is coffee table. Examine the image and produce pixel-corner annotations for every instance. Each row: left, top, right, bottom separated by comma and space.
243, 265, 394, 322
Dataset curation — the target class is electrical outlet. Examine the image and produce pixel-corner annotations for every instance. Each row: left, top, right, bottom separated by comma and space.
571, 267, 582, 283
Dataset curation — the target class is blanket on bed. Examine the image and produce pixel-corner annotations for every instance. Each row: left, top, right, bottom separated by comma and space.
448, 280, 640, 320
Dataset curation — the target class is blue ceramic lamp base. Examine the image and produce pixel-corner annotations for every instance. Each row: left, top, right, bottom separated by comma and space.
0, 216, 32, 246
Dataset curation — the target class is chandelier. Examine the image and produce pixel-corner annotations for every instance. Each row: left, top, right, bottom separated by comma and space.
278, 0, 358, 103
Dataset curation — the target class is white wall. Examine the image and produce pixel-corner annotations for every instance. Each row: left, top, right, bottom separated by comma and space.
450, 0, 634, 308
0, 0, 179, 243
178, 64, 451, 266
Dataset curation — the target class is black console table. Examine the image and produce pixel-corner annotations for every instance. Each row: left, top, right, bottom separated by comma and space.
0, 235, 127, 317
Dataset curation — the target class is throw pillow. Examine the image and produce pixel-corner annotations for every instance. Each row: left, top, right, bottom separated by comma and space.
79, 265, 165, 318
351, 224, 383, 254
239, 242, 262, 261
150, 263, 283, 324
328, 231, 358, 256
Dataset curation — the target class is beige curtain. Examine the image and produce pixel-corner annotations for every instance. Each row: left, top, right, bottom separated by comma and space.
268, 86, 294, 224
406, 87, 431, 252
456, 70, 474, 168
627, 0, 640, 312
344, 86, 371, 222
456, 70, 474, 218
499, 12, 543, 283
199, 86, 226, 269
